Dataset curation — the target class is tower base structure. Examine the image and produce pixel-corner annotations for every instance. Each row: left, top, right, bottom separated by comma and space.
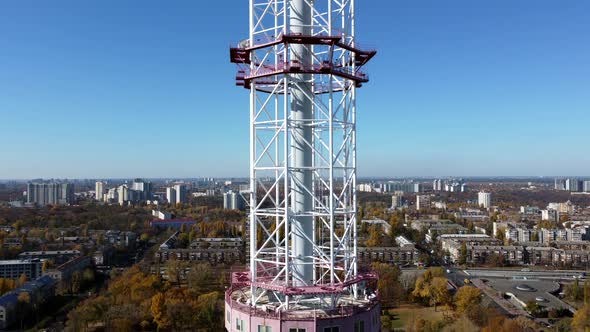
225, 285, 380, 332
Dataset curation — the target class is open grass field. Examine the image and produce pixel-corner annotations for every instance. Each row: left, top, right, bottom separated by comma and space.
382, 304, 450, 331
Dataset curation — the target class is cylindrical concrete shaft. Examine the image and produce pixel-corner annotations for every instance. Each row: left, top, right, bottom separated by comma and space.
290, 0, 313, 286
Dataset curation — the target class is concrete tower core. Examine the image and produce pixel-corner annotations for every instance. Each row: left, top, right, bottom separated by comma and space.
289, 0, 314, 287
227, 0, 379, 330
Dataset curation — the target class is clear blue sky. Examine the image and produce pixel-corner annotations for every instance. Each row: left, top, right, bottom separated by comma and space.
1, 1, 589, 179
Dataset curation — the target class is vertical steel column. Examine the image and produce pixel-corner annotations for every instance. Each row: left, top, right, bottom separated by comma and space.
248, 0, 257, 304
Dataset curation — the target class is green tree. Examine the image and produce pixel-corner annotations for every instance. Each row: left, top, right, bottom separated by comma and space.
458, 242, 468, 265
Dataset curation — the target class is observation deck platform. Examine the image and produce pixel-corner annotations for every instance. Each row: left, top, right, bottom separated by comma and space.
230, 33, 376, 91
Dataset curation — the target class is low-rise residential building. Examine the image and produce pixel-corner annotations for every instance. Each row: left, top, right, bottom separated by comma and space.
155, 247, 244, 265
156, 234, 245, 265
425, 224, 468, 242
2, 238, 22, 248
505, 227, 533, 243
361, 219, 391, 234
93, 245, 115, 266
152, 209, 172, 220
454, 209, 489, 222
468, 245, 525, 265
357, 245, 420, 266
17, 250, 80, 265
394, 235, 414, 247
440, 234, 500, 262
0, 275, 56, 329
410, 219, 469, 241
526, 246, 590, 267
150, 218, 197, 230
0, 259, 43, 280
44, 256, 92, 281
105, 230, 137, 248
190, 238, 244, 249
520, 206, 540, 215
539, 228, 583, 243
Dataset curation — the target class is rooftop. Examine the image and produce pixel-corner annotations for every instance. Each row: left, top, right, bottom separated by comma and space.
150, 218, 196, 223
0, 259, 41, 265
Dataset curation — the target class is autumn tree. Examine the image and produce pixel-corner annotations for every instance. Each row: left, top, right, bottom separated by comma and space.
365, 225, 382, 247
17, 273, 27, 287
42, 259, 53, 273
454, 285, 482, 314
165, 258, 188, 286
187, 263, 212, 293
0, 278, 16, 295
458, 242, 468, 265
151, 292, 169, 331
411, 267, 450, 310
371, 262, 404, 307
567, 279, 584, 302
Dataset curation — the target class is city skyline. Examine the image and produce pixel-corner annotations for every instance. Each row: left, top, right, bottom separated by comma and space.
1, 0, 589, 179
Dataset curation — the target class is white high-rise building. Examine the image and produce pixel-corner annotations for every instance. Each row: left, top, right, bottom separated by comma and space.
27, 182, 74, 206
391, 194, 402, 209
478, 191, 491, 208
584, 180, 590, 192
106, 188, 118, 202
174, 184, 187, 204
566, 178, 581, 192
95, 181, 105, 201
416, 195, 430, 210
131, 178, 152, 200
117, 185, 128, 206
166, 187, 177, 205
432, 179, 442, 191
555, 178, 566, 191
541, 209, 559, 222
223, 190, 245, 210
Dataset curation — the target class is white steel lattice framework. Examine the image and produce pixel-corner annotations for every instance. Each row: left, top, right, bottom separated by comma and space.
229, 0, 376, 312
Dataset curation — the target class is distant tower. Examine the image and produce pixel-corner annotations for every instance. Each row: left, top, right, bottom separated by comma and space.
478, 191, 491, 209
416, 195, 431, 210
173, 184, 186, 204
391, 193, 403, 209
166, 187, 177, 205
226, 1, 379, 331
95, 181, 105, 201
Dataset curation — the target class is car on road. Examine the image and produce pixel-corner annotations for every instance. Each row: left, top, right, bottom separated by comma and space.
535, 297, 546, 302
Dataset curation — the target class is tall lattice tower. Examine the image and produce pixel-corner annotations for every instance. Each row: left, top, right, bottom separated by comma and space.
225, 1, 378, 331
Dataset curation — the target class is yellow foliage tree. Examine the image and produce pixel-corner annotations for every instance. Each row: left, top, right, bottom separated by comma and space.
151, 292, 168, 331
571, 304, 590, 332
454, 285, 482, 314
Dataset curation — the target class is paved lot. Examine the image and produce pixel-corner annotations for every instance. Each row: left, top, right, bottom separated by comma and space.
482, 278, 569, 311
